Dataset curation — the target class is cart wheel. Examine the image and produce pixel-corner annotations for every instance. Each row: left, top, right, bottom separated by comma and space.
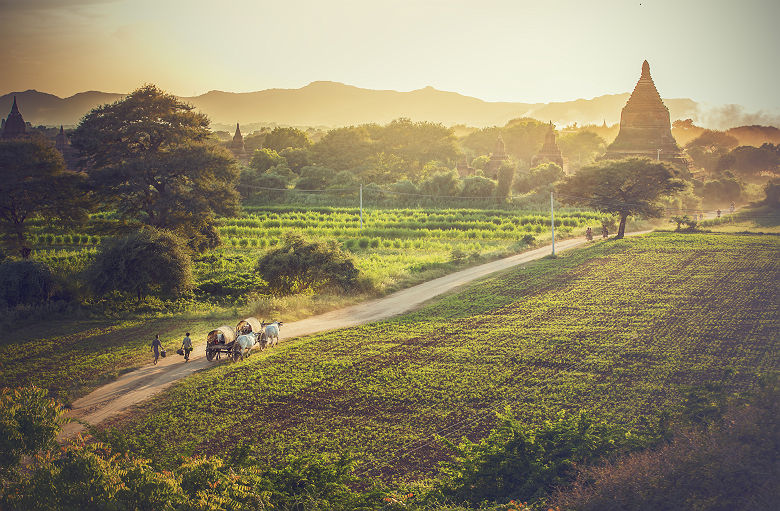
206, 348, 215, 362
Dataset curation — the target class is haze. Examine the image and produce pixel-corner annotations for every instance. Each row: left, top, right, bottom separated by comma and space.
1, 0, 778, 114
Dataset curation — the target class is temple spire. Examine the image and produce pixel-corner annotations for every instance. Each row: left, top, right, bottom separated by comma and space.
641, 60, 650, 79
10, 96, 19, 114
2, 95, 27, 138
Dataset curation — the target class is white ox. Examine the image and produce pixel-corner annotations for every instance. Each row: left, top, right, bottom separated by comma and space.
260, 321, 283, 348
235, 333, 258, 360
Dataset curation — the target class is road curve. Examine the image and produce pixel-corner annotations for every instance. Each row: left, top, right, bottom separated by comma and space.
60, 236, 589, 439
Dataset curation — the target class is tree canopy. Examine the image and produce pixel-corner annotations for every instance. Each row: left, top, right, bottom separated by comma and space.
263, 127, 311, 151
0, 137, 89, 258
71, 85, 239, 251
557, 158, 685, 238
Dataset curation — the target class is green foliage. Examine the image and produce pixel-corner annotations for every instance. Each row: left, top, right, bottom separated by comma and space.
764, 178, 780, 208
461, 175, 496, 198
71, 84, 240, 251
670, 215, 698, 231
196, 271, 265, 297
0, 387, 66, 478
514, 162, 564, 195
295, 165, 334, 190
557, 130, 606, 171
86, 228, 193, 300
0, 137, 89, 258
0, 260, 69, 308
255, 232, 359, 295
262, 126, 311, 151
279, 147, 312, 174
249, 147, 285, 173
558, 157, 686, 237
717, 143, 780, 180
434, 409, 657, 505
684, 129, 738, 173
239, 167, 290, 200
495, 163, 515, 201
697, 172, 743, 207
420, 169, 462, 197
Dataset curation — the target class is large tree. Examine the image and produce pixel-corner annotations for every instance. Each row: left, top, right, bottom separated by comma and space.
557, 158, 685, 238
71, 85, 239, 250
0, 138, 89, 258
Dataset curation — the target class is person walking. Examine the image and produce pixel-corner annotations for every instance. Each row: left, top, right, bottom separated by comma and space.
585, 227, 593, 241
602, 225, 609, 239
151, 334, 163, 364
181, 332, 193, 362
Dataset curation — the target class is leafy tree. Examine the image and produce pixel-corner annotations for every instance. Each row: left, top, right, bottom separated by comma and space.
239, 168, 290, 200
763, 178, 780, 208
420, 169, 462, 197
557, 130, 606, 171
250, 147, 286, 173
360, 151, 407, 185
255, 233, 359, 295
700, 173, 743, 207
311, 125, 374, 171
716, 144, 780, 180
0, 260, 69, 308
0, 387, 66, 478
685, 130, 738, 173
86, 228, 193, 301
0, 138, 89, 258
374, 118, 458, 177
263, 126, 311, 151
557, 158, 685, 238
514, 162, 564, 194
279, 147, 312, 174
461, 175, 496, 198
471, 155, 490, 170
243, 129, 267, 153
495, 162, 516, 201
502, 118, 551, 165
295, 165, 334, 190
71, 85, 239, 251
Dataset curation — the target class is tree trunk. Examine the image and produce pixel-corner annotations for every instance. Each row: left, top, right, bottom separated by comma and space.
616, 214, 628, 239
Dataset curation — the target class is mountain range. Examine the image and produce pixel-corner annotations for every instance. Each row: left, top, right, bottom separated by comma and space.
0, 81, 706, 130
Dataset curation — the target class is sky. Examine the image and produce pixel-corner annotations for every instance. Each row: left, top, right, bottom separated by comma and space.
1, 0, 778, 113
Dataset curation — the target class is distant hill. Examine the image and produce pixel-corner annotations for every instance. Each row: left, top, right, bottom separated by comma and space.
0, 82, 746, 130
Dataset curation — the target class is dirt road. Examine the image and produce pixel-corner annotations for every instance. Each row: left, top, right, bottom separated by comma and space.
60, 236, 589, 439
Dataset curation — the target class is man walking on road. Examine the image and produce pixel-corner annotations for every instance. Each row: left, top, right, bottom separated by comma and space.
181, 332, 193, 362
151, 334, 163, 364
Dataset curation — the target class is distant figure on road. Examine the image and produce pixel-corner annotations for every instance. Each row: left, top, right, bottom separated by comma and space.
717, 209, 722, 218
586, 227, 593, 241
181, 332, 193, 362
151, 334, 163, 364
602, 225, 609, 239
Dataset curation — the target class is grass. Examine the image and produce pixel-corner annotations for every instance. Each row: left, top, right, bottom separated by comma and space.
104, 232, 780, 485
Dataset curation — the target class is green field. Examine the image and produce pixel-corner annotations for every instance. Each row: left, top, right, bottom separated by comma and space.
105, 232, 780, 484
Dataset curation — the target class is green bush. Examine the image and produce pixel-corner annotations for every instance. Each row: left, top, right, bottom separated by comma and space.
195, 271, 265, 297
85, 228, 193, 300
0, 260, 69, 308
255, 233, 360, 295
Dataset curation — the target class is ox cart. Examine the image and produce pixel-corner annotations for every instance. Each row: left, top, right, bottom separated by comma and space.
205, 326, 241, 362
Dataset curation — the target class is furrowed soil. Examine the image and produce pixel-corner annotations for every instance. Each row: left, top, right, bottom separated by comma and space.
97, 234, 780, 484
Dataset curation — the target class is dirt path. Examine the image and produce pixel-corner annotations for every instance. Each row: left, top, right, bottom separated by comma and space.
59, 236, 591, 439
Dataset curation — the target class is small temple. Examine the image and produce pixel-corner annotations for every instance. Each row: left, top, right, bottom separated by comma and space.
230, 122, 246, 159
532, 122, 564, 171
2, 96, 27, 139
603, 60, 685, 165
484, 134, 509, 178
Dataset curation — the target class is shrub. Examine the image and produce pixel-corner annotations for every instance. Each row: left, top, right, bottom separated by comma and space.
255, 233, 360, 295
0, 260, 69, 307
86, 228, 193, 301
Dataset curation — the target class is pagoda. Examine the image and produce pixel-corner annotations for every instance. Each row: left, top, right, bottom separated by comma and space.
2, 96, 26, 139
230, 122, 246, 159
532, 122, 564, 171
55, 125, 78, 169
484, 134, 509, 178
603, 61, 685, 165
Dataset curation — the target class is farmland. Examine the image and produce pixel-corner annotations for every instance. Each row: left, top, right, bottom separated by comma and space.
2, 206, 603, 402
105, 232, 780, 484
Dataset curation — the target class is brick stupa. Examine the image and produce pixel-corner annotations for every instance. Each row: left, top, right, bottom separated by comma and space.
532, 122, 564, 171
604, 60, 685, 165
2, 96, 26, 139
484, 134, 509, 178
230, 122, 246, 157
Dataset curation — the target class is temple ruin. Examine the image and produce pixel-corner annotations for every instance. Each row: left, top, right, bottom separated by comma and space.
532, 122, 565, 171
603, 60, 686, 165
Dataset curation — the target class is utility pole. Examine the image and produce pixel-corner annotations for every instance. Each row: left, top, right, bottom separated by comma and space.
359, 184, 363, 229
550, 191, 555, 256
657, 149, 661, 161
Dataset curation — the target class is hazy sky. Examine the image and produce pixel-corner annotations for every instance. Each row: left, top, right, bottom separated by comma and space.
1, 0, 777, 112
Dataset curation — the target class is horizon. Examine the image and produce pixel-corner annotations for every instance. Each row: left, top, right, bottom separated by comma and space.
1, 0, 778, 116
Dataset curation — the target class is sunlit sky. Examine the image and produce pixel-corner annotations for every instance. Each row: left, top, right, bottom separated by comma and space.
1, 0, 778, 111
